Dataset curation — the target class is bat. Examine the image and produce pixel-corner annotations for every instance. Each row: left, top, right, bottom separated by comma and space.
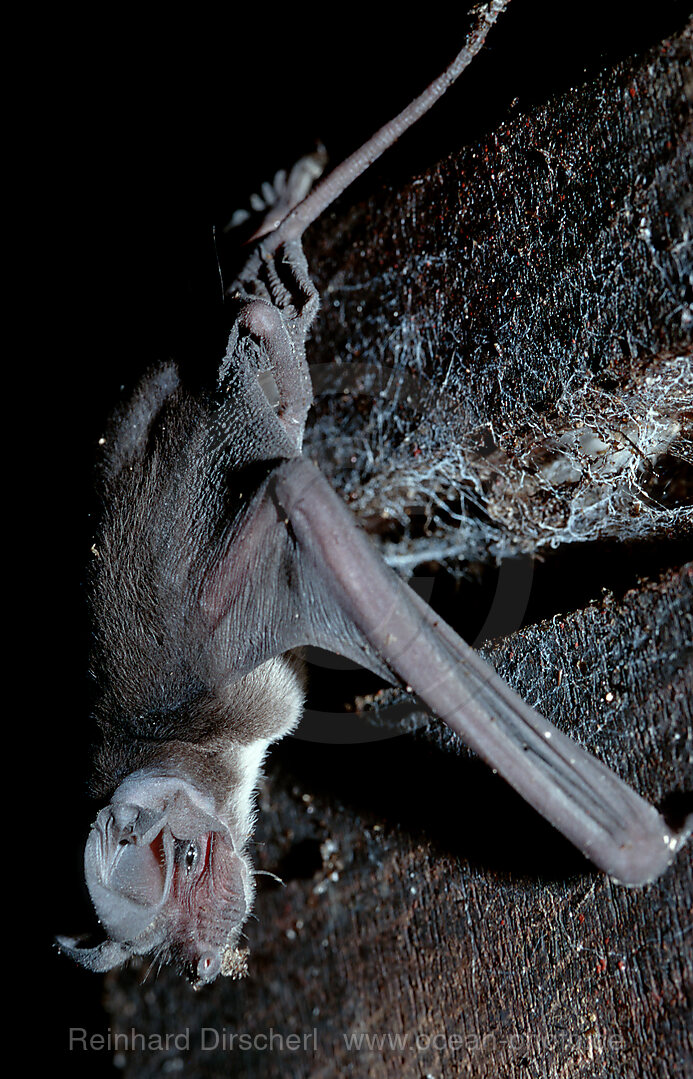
57, 0, 691, 988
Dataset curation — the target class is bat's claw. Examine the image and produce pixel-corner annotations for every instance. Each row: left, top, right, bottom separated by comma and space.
225, 145, 327, 239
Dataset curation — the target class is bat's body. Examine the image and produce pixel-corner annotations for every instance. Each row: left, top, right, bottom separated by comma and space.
59, 0, 690, 987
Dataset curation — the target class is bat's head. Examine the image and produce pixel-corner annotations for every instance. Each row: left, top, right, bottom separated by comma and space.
57, 773, 251, 987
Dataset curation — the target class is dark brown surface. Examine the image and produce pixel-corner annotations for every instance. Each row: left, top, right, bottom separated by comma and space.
304, 18, 692, 565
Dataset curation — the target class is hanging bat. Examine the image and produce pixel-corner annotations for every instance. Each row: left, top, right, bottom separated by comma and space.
57, 0, 690, 988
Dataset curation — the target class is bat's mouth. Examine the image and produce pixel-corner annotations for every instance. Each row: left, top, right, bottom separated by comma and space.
179, 830, 249, 919
172, 831, 250, 988
199, 830, 214, 874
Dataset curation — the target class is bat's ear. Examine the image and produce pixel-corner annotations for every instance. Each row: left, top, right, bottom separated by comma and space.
55, 935, 135, 973
84, 803, 175, 941
56, 798, 173, 977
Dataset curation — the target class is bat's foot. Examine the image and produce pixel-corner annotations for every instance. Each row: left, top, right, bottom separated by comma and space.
220, 944, 250, 980
225, 145, 327, 234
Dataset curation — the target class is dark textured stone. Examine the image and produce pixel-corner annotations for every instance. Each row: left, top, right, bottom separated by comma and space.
304, 21, 692, 564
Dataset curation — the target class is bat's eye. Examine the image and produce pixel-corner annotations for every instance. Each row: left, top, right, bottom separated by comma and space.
185, 842, 198, 873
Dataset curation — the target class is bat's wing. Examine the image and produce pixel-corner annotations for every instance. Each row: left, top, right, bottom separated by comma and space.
206, 456, 688, 886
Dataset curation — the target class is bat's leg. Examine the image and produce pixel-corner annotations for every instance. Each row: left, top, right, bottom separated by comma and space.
226, 233, 320, 451
261, 0, 512, 251
225, 164, 324, 450
257, 239, 318, 324
273, 458, 688, 886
